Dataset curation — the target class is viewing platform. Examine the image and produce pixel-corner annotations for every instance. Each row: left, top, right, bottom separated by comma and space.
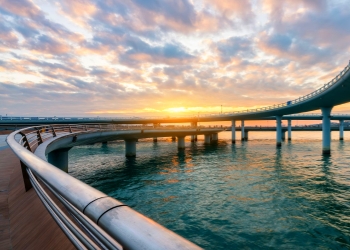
0, 147, 74, 249
3, 125, 224, 249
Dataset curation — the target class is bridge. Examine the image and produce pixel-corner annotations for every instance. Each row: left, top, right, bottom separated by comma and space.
6, 124, 224, 249
229, 125, 349, 141
5, 61, 350, 154
3, 61, 350, 248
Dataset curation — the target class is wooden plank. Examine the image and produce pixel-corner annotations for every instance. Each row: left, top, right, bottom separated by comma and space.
0, 148, 75, 250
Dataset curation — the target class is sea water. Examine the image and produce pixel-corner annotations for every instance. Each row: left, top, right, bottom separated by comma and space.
68, 131, 350, 249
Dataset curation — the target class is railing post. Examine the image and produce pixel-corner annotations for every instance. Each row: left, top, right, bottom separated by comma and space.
19, 132, 32, 152
51, 126, 57, 137
20, 161, 32, 191
36, 129, 43, 145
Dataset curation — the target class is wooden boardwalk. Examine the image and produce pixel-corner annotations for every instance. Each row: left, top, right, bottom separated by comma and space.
0, 148, 75, 250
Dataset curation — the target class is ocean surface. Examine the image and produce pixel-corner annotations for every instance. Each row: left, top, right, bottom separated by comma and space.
0, 135, 9, 150
7, 130, 350, 249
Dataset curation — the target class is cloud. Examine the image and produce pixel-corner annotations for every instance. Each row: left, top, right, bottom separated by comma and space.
118, 35, 194, 66
0, 0, 350, 116
0, 22, 18, 51
204, 0, 255, 24
215, 36, 255, 62
27, 34, 70, 54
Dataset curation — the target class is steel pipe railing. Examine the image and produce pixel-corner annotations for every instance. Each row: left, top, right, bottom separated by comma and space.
6, 124, 202, 250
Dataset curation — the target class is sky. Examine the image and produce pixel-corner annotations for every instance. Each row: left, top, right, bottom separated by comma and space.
1, 0, 350, 117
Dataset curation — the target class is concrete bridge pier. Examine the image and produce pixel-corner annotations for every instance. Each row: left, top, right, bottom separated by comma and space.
195, 135, 198, 141
244, 131, 248, 141
276, 116, 282, 147
178, 136, 185, 149
125, 139, 137, 157
339, 120, 344, 140
231, 120, 236, 144
204, 134, 211, 145
322, 107, 333, 154
171, 136, 176, 141
191, 135, 195, 142
48, 148, 71, 172
288, 120, 292, 140
282, 130, 286, 141
241, 120, 245, 141
153, 137, 157, 142
212, 133, 218, 143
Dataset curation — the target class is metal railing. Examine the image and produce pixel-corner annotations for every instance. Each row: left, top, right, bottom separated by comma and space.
6, 124, 201, 250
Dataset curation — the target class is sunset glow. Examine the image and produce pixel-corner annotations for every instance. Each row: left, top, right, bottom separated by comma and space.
1, 0, 350, 116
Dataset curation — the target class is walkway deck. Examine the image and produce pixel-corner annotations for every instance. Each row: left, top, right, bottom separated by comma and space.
0, 148, 75, 250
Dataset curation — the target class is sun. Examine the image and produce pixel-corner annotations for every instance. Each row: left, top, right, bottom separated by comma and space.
164, 107, 187, 113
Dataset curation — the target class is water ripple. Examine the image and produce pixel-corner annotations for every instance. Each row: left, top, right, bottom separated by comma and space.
69, 132, 350, 249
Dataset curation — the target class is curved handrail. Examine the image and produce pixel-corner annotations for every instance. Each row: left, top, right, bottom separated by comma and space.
6, 124, 202, 250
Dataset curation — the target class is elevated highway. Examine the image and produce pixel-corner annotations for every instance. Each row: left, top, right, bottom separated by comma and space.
229, 125, 350, 141
1, 113, 350, 126
3, 62, 350, 154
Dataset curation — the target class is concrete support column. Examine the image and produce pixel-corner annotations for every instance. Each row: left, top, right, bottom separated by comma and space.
321, 107, 333, 155
241, 120, 245, 141
245, 131, 248, 141
339, 120, 344, 140
171, 136, 176, 141
125, 139, 137, 157
276, 116, 282, 147
195, 135, 198, 141
191, 135, 195, 142
231, 120, 236, 144
178, 136, 185, 149
282, 130, 286, 141
153, 137, 157, 142
48, 148, 70, 172
288, 120, 292, 141
212, 133, 218, 143
204, 134, 211, 145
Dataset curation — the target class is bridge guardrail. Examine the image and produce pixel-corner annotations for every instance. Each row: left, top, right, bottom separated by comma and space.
6, 124, 202, 250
